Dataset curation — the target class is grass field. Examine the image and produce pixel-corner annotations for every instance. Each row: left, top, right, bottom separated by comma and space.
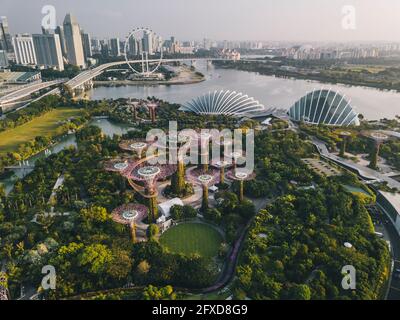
0, 107, 84, 154
160, 222, 223, 258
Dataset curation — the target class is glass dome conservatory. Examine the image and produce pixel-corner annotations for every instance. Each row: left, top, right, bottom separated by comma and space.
288, 89, 360, 126
180, 90, 265, 117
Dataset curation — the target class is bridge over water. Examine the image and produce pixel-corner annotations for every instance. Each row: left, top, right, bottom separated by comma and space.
65, 57, 237, 94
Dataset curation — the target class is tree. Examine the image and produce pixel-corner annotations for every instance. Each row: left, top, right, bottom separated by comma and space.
80, 206, 109, 223
204, 208, 222, 224
106, 249, 133, 281
287, 284, 312, 300
137, 260, 151, 275
147, 224, 159, 240
142, 285, 176, 300
235, 199, 256, 220
170, 205, 184, 221
183, 205, 197, 219
78, 244, 113, 274
217, 192, 239, 215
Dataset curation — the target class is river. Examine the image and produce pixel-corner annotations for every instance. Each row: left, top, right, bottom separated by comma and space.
89, 61, 400, 121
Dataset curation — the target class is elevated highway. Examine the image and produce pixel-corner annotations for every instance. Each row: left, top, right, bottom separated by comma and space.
65, 58, 234, 91
0, 78, 67, 106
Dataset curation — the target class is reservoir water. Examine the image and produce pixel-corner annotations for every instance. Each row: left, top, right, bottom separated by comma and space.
89, 61, 400, 121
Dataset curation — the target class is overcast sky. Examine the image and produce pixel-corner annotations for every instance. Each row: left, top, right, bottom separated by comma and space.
2, 0, 400, 42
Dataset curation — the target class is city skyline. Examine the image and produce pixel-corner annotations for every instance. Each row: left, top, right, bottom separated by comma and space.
2, 0, 400, 42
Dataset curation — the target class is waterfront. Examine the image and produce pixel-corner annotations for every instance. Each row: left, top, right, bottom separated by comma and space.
3, 60, 400, 194
89, 61, 400, 121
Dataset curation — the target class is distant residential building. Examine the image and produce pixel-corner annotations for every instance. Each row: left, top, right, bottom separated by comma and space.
63, 13, 85, 68
179, 46, 194, 54
32, 33, 64, 71
0, 50, 8, 68
219, 49, 241, 61
81, 31, 92, 60
203, 38, 212, 50
0, 16, 13, 53
55, 25, 67, 58
12, 34, 37, 66
110, 38, 121, 56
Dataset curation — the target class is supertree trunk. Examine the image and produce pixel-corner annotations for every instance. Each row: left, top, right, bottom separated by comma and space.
130, 223, 137, 243
177, 160, 185, 194
149, 195, 158, 222
201, 185, 209, 212
220, 167, 225, 185
339, 139, 346, 157
239, 180, 244, 202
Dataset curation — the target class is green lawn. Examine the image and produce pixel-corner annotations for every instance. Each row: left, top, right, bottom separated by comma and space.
160, 222, 223, 258
0, 107, 84, 154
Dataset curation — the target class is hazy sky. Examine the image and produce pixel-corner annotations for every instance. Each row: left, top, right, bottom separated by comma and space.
2, 0, 400, 42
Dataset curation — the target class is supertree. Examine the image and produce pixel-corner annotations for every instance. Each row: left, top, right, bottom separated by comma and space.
103, 158, 130, 173
363, 132, 389, 170
212, 160, 230, 185
128, 98, 140, 121
198, 132, 211, 172
136, 166, 161, 222
338, 131, 352, 157
226, 151, 244, 171
198, 174, 214, 212
169, 158, 186, 195
119, 140, 148, 159
146, 101, 159, 124
227, 169, 256, 202
111, 203, 148, 243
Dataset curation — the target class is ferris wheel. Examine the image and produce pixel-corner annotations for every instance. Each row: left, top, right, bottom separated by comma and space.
123, 27, 164, 76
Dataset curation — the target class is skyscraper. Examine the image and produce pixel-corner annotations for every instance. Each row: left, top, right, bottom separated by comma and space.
110, 38, 121, 57
101, 41, 109, 57
0, 17, 13, 53
128, 37, 139, 56
63, 14, 85, 68
81, 31, 92, 61
32, 33, 64, 71
12, 34, 37, 65
55, 26, 67, 58
143, 30, 153, 55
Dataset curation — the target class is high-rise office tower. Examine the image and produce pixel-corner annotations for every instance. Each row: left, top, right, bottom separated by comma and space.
0, 17, 13, 53
32, 33, 64, 71
143, 31, 153, 55
110, 38, 121, 56
63, 13, 85, 68
81, 31, 92, 60
55, 26, 67, 58
128, 37, 139, 56
12, 34, 37, 65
